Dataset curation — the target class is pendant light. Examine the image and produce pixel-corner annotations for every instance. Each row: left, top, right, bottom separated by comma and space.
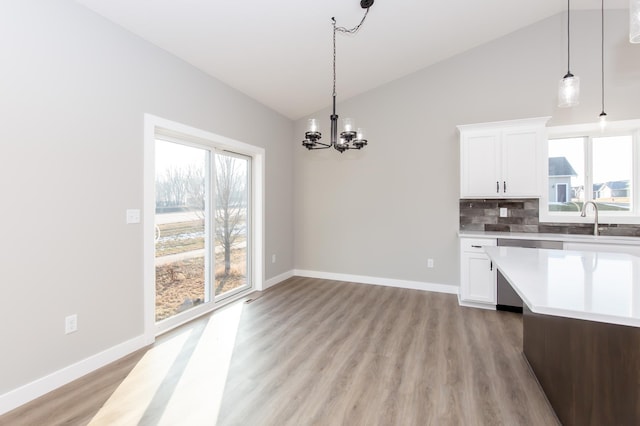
599, 0, 607, 129
558, 0, 580, 107
631, 0, 640, 43
302, 0, 374, 153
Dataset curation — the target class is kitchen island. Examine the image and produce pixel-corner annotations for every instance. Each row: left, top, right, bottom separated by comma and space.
484, 246, 640, 426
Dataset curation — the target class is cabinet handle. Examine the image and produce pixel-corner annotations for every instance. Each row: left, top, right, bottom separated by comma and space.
471, 245, 482, 248
496, 181, 499, 193
503, 181, 506, 193
490, 261, 493, 271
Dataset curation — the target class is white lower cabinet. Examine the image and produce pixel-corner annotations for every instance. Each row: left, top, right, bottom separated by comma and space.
460, 238, 497, 308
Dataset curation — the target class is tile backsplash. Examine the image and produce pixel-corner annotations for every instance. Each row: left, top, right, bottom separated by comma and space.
459, 198, 640, 237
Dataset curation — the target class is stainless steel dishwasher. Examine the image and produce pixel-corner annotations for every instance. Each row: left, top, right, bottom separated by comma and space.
496, 238, 564, 313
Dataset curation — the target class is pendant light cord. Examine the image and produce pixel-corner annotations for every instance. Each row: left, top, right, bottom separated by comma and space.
601, 0, 605, 114
567, 0, 571, 74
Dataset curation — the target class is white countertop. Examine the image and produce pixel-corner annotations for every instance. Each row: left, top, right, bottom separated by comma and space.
484, 246, 640, 327
459, 230, 640, 245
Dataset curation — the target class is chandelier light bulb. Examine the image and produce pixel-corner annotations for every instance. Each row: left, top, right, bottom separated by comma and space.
631, 0, 640, 43
356, 128, 365, 140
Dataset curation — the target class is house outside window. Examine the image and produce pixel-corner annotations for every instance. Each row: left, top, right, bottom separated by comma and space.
549, 156, 577, 204
541, 119, 640, 225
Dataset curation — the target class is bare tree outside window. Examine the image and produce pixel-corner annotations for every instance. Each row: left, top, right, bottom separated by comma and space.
214, 154, 248, 294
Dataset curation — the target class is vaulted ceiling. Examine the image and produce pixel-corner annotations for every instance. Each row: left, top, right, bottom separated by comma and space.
75, 0, 628, 120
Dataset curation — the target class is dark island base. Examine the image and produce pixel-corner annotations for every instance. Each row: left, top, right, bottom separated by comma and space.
523, 306, 640, 426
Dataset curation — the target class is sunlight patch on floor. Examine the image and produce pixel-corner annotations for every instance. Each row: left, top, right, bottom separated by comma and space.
88, 302, 244, 425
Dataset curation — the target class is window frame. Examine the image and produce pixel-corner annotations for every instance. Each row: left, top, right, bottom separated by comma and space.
540, 119, 640, 225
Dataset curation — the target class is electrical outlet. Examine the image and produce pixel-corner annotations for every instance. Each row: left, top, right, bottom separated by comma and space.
65, 314, 78, 334
271, 254, 276, 264
427, 258, 434, 268
499, 207, 508, 217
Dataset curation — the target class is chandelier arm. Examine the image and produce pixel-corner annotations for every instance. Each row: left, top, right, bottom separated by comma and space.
308, 144, 332, 150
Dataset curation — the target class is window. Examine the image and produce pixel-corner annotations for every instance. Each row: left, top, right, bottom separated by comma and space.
542, 120, 640, 224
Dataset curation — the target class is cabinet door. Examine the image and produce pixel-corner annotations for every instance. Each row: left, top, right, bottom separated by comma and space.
460, 132, 501, 197
501, 128, 541, 197
461, 252, 496, 304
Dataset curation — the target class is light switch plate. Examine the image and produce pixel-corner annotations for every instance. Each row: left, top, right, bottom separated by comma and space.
65, 314, 78, 334
499, 207, 508, 217
126, 209, 141, 224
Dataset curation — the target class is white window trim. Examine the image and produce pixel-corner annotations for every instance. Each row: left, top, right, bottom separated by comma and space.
540, 119, 640, 225
143, 114, 265, 343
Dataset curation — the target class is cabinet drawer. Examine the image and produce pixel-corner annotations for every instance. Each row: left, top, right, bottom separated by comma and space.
460, 238, 497, 253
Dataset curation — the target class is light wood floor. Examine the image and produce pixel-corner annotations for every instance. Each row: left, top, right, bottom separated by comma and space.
0, 277, 559, 425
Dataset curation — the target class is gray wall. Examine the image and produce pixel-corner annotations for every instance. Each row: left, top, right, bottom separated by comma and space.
294, 10, 640, 286
0, 0, 293, 395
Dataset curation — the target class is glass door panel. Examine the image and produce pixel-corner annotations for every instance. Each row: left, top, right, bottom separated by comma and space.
155, 140, 210, 322
214, 151, 251, 299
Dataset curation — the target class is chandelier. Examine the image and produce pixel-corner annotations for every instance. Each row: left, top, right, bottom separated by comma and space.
302, 0, 374, 153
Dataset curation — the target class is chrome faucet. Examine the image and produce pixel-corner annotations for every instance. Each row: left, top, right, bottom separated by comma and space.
580, 201, 599, 236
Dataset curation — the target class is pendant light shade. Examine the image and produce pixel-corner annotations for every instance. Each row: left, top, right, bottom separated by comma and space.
558, 0, 579, 107
631, 0, 640, 43
558, 73, 580, 108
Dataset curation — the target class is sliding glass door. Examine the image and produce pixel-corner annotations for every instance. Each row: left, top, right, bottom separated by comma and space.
214, 151, 251, 299
154, 140, 251, 327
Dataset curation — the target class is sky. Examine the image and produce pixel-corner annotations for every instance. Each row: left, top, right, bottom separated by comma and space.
549, 135, 632, 186
155, 139, 207, 174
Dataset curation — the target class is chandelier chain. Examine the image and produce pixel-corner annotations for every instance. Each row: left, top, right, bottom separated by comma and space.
333, 19, 337, 97
332, 7, 371, 98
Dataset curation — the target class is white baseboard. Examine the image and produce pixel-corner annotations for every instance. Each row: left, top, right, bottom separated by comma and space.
0, 334, 148, 416
457, 293, 497, 310
0, 270, 454, 416
262, 270, 294, 290
293, 269, 458, 295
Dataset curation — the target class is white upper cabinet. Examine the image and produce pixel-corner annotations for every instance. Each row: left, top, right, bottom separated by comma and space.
458, 117, 550, 198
